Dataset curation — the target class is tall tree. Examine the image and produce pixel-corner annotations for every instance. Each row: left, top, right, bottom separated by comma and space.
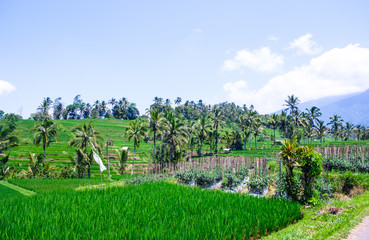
161, 111, 188, 162
314, 119, 327, 143
37, 97, 53, 119
148, 109, 162, 155
251, 119, 265, 149
196, 115, 211, 156
69, 121, 102, 178
0, 125, 18, 153
237, 114, 249, 150
284, 95, 300, 125
31, 118, 58, 159
210, 106, 223, 153
53, 97, 64, 120
268, 114, 280, 145
124, 119, 148, 174
174, 97, 182, 106
328, 115, 343, 141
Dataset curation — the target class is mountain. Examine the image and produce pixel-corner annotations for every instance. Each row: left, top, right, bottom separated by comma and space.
273, 89, 369, 126
319, 89, 369, 125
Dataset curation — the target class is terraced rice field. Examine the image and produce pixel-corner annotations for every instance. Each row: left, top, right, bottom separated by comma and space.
0, 181, 301, 239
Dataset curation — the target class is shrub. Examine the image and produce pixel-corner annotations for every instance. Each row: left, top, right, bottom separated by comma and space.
248, 174, 269, 194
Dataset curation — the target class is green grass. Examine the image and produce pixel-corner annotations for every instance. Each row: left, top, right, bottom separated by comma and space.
0, 183, 25, 201
0, 181, 36, 197
8, 178, 110, 194
264, 190, 369, 239
0, 182, 301, 239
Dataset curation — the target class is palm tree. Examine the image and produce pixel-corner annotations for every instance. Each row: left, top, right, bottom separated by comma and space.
353, 125, 365, 141
284, 95, 300, 124
148, 109, 162, 155
328, 115, 343, 141
237, 114, 249, 150
252, 119, 266, 149
268, 114, 280, 145
196, 115, 212, 156
31, 118, 58, 160
37, 97, 53, 119
306, 106, 321, 123
174, 97, 182, 106
24, 152, 43, 178
245, 109, 258, 150
63, 149, 87, 178
114, 148, 128, 174
210, 106, 224, 153
161, 111, 188, 162
342, 122, 354, 141
69, 121, 102, 178
186, 120, 197, 160
124, 119, 148, 174
0, 125, 18, 153
314, 119, 327, 143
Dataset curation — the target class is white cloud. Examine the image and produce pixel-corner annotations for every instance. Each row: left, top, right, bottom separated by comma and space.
0, 80, 16, 96
193, 28, 203, 33
268, 35, 279, 41
289, 33, 322, 55
222, 47, 284, 72
223, 44, 369, 114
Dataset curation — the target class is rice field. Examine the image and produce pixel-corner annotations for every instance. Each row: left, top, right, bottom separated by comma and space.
7, 178, 111, 194
0, 183, 25, 202
0, 182, 301, 239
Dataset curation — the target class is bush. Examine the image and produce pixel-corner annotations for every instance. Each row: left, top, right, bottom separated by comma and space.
221, 173, 241, 189
248, 174, 269, 194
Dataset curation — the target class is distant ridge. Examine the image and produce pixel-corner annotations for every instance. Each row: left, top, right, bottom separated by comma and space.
272, 89, 369, 126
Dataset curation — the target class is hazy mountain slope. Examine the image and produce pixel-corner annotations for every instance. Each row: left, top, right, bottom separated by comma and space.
272, 90, 369, 126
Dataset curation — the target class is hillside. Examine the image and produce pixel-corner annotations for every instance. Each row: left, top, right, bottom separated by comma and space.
276, 89, 369, 126
5, 118, 154, 177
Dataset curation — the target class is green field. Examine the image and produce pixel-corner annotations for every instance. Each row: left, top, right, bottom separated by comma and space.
0, 181, 301, 239
4, 118, 154, 176
0, 183, 25, 201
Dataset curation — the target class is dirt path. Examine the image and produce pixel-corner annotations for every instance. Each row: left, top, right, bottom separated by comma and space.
344, 216, 369, 240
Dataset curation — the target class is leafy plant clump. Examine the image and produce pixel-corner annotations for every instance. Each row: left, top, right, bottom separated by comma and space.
248, 174, 270, 194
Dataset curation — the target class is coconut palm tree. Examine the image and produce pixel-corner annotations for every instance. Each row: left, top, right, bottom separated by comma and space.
186, 120, 197, 159
31, 118, 58, 160
0, 126, 18, 154
210, 106, 224, 153
69, 121, 102, 178
23, 152, 43, 178
37, 97, 53, 119
63, 149, 87, 178
353, 125, 365, 141
174, 97, 182, 106
124, 119, 148, 174
328, 115, 343, 141
306, 106, 322, 123
161, 111, 188, 162
342, 122, 354, 141
196, 115, 212, 156
314, 119, 327, 143
237, 114, 249, 150
268, 114, 280, 145
148, 109, 163, 155
251, 119, 266, 149
284, 95, 300, 125
245, 109, 258, 150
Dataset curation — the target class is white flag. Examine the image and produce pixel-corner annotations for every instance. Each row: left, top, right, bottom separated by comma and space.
93, 151, 107, 172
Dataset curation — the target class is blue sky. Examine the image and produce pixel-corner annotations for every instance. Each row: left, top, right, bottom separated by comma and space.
1, 0, 369, 117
